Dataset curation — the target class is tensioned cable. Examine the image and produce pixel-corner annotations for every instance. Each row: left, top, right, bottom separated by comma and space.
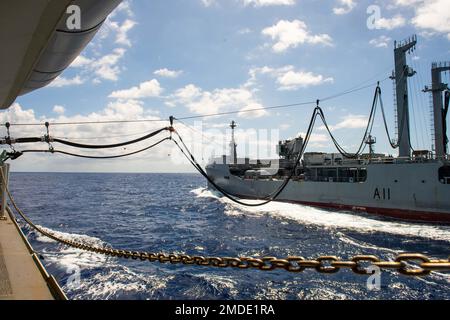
170, 85, 393, 207
171, 106, 319, 207
315, 85, 380, 158
5, 85, 388, 206
52, 127, 169, 149
14, 137, 170, 160
8, 127, 169, 149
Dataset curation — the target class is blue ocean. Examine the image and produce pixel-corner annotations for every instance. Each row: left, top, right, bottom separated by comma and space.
9, 172, 450, 300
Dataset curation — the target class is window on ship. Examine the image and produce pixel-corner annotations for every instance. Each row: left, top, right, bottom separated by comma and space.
438, 166, 450, 184
305, 167, 367, 183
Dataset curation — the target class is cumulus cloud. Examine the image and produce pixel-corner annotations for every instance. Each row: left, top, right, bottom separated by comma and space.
392, 0, 450, 38
70, 55, 93, 68
277, 70, 334, 90
242, 0, 296, 7
167, 84, 268, 118
262, 20, 333, 52
0, 102, 181, 172
333, 0, 357, 15
369, 35, 392, 48
247, 66, 334, 90
200, 0, 216, 6
104, 18, 136, 47
101, 1, 137, 47
68, 48, 127, 82
53, 105, 65, 115
201, 0, 296, 6
153, 68, 183, 78
109, 79, 163, 99
91, 48, 127, 81
373, 15, 406, 30
318, 114, 368, 131
65, 2, 136, 84
411, 0, 450, 38
48, 75, 84, 87
297, 131, 331, 148
0, 102, 256, 172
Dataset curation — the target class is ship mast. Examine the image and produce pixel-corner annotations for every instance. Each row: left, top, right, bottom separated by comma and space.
391, 35, 417, 158
229, 120, 237, 165
423, 62, 450, 159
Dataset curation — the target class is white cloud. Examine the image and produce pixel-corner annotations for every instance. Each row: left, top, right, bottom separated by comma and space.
111, 1, 134, 18
373, 15, 406, 30
297, 131, 330, 148
70, 48, 126, 82
200, 0, 216, 6
0, 103, 37, 128
262, 20, 333, 52
242, 0, 296, 7
105, 18, 137, 47
201, 0, 296, 6
64, 2, 136, 84
392, 0, 450, 38
298, 132, 329, 143
238, 28, 252, 35
238, 103, 269, 118
0, 102, 178, 172
411, 0, 450, 37
71, 55, 93, 68
48, 75, 84, 87
167, 84, 267, 118
92, 48, 126, 81
318, 114, 368, 131
277, 70, 334, 90
247, 66, 334, 90
394, 0, 421, 5
102, 1, 137, 47
53, 105, 65, 115
333, 0, 356, 15
154, 68, 183, 78
109, 79, 163, 99
68, 48, 128, 82
369, 35, 392, 48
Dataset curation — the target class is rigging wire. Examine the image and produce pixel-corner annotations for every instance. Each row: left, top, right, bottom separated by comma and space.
3, 84, 407, 207
411, 52, 433, 149
171, 106, 319, 207
409, 54, 428, 149
6, 127, 169, 150
407, 67, 420, 150
53, 128, 166, 141
315, 85, 380, 158
12, 137, 171, 160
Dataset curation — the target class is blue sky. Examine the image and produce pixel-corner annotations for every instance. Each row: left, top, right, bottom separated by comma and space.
3, 0, 450, 172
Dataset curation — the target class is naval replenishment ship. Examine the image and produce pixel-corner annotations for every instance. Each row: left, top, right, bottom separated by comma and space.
206, 37, 450, 224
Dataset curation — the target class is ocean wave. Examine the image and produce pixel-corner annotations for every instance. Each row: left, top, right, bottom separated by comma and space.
68, 266, 174, 300
193, 187, 450, 242
31, 225, 110, 270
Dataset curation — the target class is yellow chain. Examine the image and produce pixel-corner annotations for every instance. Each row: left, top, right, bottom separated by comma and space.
2, 170, 450, 276
42, 237, 450, 276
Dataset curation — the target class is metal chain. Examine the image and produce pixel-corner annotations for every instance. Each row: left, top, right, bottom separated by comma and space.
2, 171, 449, 277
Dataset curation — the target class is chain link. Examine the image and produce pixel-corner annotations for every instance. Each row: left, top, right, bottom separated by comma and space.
2, 170, 449, 277
22, 226, 450, 276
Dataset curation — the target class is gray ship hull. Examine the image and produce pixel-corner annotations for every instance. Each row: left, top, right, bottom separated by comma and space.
206, 161, 450, 223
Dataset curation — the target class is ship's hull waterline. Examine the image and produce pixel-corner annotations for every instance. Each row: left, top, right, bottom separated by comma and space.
206, 161, 450, 223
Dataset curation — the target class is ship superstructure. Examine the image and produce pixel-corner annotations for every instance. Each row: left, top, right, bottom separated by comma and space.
206, 37, 450, 223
